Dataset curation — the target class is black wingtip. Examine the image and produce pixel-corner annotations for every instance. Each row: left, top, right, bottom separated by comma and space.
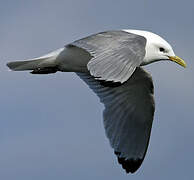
115, 151, 143, 173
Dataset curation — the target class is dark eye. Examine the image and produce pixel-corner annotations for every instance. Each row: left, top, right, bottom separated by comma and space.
159, 47, 165, 52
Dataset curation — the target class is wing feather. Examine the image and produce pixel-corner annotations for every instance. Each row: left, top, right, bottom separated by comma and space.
72, 31, 146, 83
76, 67, 155, 173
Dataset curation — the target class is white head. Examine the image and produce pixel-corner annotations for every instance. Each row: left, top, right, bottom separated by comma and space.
123, 29, 186, 67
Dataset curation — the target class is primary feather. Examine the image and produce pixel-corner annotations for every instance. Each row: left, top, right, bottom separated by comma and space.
77, 67, 155, 173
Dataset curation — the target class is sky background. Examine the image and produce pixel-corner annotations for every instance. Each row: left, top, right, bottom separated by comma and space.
0, 0, 194, 179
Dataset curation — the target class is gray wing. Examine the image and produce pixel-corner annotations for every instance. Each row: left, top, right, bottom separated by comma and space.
71, 31, 146, 83
76, 67, 155, 173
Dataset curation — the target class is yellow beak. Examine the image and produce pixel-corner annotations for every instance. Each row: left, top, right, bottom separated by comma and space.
168, 56, 187, 68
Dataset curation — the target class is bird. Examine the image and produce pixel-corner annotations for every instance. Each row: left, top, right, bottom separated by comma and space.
6, 29, 186, 173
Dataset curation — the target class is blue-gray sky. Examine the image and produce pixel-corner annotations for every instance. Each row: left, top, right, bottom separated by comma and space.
0, 0, 194, 179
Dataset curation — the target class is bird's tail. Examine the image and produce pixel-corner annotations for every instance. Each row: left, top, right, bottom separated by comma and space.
7, 48, 64, 74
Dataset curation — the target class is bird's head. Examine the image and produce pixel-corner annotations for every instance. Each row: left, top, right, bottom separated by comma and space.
125, 30, 187, 67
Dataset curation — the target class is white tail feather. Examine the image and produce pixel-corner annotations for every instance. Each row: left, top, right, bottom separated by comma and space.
7, 48, 64, 71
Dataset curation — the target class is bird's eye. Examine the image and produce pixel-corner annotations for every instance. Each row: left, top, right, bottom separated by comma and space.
159, 47, 165, 52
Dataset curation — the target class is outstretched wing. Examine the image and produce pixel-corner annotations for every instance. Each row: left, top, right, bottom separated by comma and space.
71, 31, 146, 83
76, 67, 155, 173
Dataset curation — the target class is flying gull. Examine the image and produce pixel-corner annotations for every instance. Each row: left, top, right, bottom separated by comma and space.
7, 29, 186, 173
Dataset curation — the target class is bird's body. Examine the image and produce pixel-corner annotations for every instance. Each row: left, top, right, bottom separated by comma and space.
7, 29, 186, 173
